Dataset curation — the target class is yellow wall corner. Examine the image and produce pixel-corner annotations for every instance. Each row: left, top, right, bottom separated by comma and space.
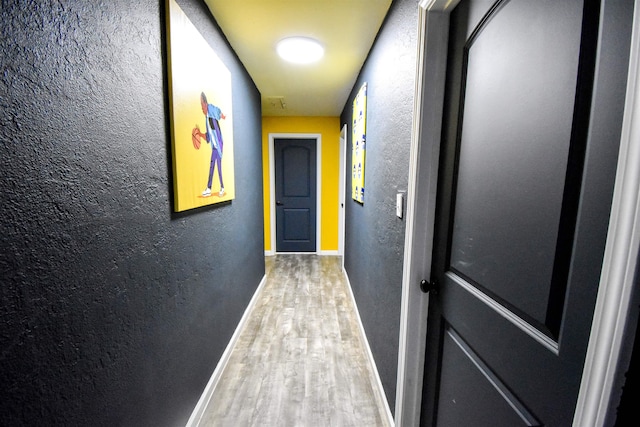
262, 116, 341, 253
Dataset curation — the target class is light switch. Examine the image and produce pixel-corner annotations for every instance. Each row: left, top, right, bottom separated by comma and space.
396, 192, 404, 218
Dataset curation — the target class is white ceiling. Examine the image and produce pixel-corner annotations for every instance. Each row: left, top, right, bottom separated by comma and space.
203, 0, 393, 117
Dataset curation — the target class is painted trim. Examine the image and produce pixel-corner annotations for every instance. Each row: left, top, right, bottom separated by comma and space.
343, 267, 395, 426
338, 124, 347, 260
574, 2, 640, 425
268, 133, 322, 254
395, 3, 453, 425
318, 250, 341, 256
269, 251, 340, 256
186, 273, 269, 427
269, 136, 276, 255
419, 0, 460, 11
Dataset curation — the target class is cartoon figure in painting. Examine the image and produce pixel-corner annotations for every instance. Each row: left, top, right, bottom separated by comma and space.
193, 92, 226, 197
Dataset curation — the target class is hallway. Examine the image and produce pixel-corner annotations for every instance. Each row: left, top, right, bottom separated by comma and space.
196, 255, 391, 426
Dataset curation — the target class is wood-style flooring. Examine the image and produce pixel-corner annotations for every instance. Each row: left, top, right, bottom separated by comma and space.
197, 254, 391, 427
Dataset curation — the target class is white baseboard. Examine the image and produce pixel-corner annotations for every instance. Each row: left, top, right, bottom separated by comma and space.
185, 273, 269, 427
265, 250, 340, 256
318, 249, 341, 256
342, 267, 396, 426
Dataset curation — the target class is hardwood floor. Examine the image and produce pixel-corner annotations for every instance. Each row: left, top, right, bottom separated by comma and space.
197, 254, 391, 427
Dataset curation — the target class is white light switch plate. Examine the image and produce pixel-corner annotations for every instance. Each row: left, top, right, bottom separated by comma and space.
396, 193, 404, 218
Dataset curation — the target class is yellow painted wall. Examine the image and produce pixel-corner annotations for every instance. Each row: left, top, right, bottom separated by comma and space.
262, 116, 341, 253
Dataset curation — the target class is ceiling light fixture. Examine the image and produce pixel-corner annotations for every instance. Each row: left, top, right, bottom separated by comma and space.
276, 37, 324, 64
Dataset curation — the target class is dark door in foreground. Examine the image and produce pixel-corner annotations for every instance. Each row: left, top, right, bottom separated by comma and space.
420, 0, 632, 425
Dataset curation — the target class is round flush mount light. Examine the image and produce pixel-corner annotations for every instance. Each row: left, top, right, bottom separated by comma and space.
276, 37, 324, 64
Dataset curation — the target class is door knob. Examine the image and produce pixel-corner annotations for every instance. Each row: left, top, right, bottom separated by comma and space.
276, 200, 284, 206
420, 279, 439, 294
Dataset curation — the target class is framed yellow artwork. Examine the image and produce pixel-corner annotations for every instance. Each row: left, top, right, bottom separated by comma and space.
352, 83, 367, 203
166, 0, 235, 211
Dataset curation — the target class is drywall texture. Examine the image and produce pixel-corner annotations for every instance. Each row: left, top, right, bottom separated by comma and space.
340, 0, 418, 414
0, 0, 264, 425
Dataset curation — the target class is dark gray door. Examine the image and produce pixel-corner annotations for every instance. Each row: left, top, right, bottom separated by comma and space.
275, 138, 317, 252
421, 0, 632, 425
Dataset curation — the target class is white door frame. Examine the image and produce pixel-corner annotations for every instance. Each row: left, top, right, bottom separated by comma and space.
268, 133, 322, 255
574, 2, 640, 424
339, 124, 347, 263
396, 0, 640, 425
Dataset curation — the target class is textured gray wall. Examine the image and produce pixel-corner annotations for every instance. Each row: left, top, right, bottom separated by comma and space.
0, 0, 264, 425
340, 0, 418, 414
